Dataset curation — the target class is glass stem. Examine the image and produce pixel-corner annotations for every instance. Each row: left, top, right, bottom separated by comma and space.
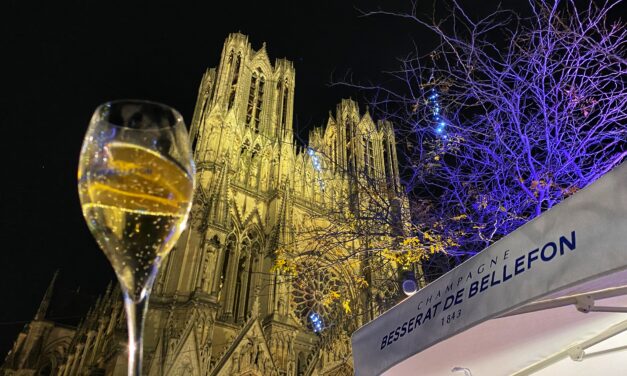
123, 292, 149, 376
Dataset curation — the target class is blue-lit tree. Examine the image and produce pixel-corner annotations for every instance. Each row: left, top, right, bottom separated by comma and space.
359, 0, 626, 258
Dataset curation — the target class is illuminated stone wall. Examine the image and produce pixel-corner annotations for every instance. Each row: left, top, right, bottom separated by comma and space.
2, 33, 405, 376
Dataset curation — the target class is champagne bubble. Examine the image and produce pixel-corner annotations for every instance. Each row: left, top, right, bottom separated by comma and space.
79, 142, 192, 301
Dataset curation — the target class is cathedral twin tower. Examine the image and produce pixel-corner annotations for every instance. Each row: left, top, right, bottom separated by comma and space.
189, 32, 401, 202
2, 33, 404, 376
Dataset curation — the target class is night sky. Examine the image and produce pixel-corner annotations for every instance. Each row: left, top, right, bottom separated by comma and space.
3, 0, 601, 356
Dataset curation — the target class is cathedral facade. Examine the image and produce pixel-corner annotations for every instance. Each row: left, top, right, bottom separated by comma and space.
2, 33, 406, 376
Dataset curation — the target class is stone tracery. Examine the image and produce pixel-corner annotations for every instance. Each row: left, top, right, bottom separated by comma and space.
3, 33, 406, 376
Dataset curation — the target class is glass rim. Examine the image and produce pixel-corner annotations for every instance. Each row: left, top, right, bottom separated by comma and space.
94, 99, 185, 130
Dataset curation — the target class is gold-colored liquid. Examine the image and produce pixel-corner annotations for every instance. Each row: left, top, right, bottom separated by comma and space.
78, 142, 193, 300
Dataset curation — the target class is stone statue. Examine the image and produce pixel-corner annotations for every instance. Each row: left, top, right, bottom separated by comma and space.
231, 351, 240, 373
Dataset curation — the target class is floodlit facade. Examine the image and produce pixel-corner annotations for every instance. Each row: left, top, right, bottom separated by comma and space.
2, 33, 407, 376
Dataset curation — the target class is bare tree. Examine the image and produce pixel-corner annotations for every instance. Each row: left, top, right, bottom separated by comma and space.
273, 145, 454, 349
354, 0, 626, 256
272, 0, 625, 359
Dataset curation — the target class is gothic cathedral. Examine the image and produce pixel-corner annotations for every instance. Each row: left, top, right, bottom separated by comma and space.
2, 33, 405, 376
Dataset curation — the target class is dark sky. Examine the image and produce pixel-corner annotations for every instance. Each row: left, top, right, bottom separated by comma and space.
1, 0, 427, 356
2, 0, 583, 356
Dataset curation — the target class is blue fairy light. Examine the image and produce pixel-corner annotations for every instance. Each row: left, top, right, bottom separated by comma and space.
308, 148, 322, 172
309, 312, 324, 333
307, 148, 326, 191
428, 87, 446, 137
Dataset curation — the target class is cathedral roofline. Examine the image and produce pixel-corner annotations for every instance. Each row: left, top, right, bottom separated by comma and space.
225, 32, 295, 75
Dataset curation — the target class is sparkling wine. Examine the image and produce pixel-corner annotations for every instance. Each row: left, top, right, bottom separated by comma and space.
79, 141, 193, 300
78, 100, 195, 376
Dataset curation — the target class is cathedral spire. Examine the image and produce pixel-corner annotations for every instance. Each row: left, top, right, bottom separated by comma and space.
34, 269, 59, 321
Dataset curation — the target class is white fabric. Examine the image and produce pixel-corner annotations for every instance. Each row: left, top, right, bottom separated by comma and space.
352, 163, 627, 376
383, 291, 627, 375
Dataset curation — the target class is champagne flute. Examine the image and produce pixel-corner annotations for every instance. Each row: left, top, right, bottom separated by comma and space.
77, 100, 195, 375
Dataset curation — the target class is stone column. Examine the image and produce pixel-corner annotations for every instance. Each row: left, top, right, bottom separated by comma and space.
212, 247, 226, 296
60, 354, 72, 376
69, 345, 82, 376
89, 320, 106, 364
223, 245, 240, 319
77, 331, 94, 372
247, 256, 260, 314
237, 255, 251, 320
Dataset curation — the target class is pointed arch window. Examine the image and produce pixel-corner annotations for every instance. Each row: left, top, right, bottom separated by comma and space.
382, 135, 396, 191
228, 53, 241, 110
217, 235, 236, 302
280, 80, 289, 132
246, 74, 257, 125
276, 80, 282, 136
383, 137, 390, 180
365, 138, 375, 176
241, 234, 261, 319
232, 248, 247, 319
254, 78, 264, 132
246, 70, 265, 132
231, 232, 263, 322
346, 120, 354, 175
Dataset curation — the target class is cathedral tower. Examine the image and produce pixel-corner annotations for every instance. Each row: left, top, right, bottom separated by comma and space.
3, 33, 407, 376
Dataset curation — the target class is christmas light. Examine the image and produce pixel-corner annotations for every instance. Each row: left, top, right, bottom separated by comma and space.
309, 312, 324, 333
308, 148, 322, 172
427, 88, 446, 137
307, 148, 325, 190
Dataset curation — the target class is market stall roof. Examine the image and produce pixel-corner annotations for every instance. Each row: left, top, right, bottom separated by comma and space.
352, 163, 627, 376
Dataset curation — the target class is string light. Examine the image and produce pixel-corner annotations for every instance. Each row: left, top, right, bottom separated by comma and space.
427, 87, 446, 137
308, 148, 325, 190
309, 311, 324, 333
308, 148, 322, 171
